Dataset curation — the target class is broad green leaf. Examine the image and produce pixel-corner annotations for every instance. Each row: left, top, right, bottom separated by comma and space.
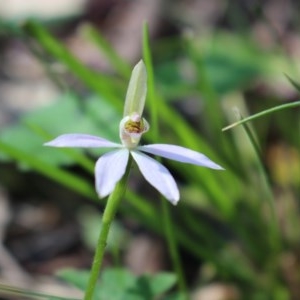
96, 269, 137, 300
193, 32, 265, 94
57, 269, 90, 291
58, 268, 177, 300
141, 272, 177, 296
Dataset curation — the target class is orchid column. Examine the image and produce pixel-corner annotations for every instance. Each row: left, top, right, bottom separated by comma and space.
44, 60, 224, 299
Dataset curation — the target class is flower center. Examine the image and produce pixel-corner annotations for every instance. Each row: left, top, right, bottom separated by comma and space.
119, 112, 149, 149
124, 119, 146, 134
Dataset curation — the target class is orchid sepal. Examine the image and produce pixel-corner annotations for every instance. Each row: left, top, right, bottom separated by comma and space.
43, 133, 122, 148
123, 60, 147, 117
95, 149, 129, 198
138, 144, 224, 170
131, 150, 180, 204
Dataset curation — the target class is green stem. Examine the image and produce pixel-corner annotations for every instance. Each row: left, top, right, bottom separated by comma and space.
142, 23, 158, 140
84, 157, 132, 300
143, 22, 188, 299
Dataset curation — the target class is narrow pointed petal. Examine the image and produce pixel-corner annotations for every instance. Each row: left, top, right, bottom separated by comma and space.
131, 151, 179, 205
44, 134, 122, 148
123, 60, 147, 117
138, 144, 224, 170
95, 149, 129, 198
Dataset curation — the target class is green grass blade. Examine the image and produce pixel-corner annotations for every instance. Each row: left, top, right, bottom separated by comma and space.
0, 140, 97, 200
81, 24, 131, 78
142, 22, 158, 140
23, 20, 122, 111
285, 74, 300, 91
0, 283, 81, 300
236, 109, 280, 252
185, 35, 224, 132
223, 100, 300, 131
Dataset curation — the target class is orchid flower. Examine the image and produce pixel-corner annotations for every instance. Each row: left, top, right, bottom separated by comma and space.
44, 60, 224, 205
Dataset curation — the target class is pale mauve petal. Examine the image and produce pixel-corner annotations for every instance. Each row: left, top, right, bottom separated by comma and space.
95, 149, 129, 198
131, 151, 179, 205
138, 144, 224, 170
44, 134, 122, 148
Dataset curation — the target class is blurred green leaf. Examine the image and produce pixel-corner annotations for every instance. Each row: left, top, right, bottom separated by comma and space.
199, 33, 265, 94
145, 272, 177, 295
58, 268, 176, 300
78, 206, 128, 252
156, 33, 264, 99
57, 269, 90, 291
23, 20, 123, 111
204, 51, 261, 94
0, 93, 120, 166
0, 139, 96, 199
80, 24, 131, 78
96, 269, 138, 300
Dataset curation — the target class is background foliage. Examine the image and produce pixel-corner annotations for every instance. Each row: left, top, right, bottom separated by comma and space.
0, 1, 299, 299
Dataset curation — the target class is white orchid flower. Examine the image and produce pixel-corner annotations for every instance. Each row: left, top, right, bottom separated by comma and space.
44, 60, 224, 205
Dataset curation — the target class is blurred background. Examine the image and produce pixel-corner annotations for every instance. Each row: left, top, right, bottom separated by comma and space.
0, 0, 300, 299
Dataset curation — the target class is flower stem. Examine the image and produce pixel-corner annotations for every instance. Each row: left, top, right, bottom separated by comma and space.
84, 157, 132, 300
